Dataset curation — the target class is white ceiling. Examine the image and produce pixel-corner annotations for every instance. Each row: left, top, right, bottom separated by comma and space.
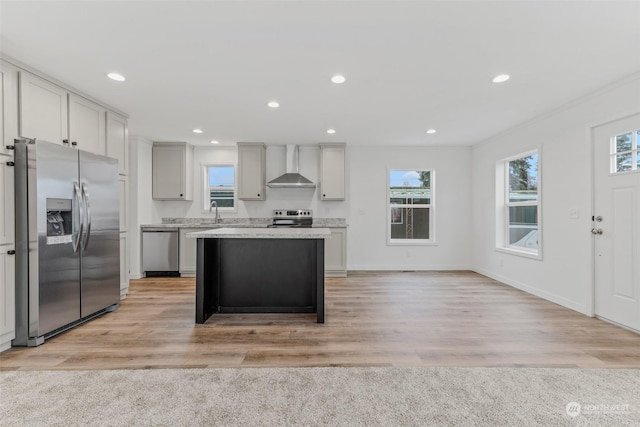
1, 1, 639, 147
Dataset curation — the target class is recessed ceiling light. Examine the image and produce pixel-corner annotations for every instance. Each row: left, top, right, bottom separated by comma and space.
107, 72, 125, 82
327, 129, 336, 134
193, 128, 203, 134
426, 129, 437, 134
492, 74, 510, 83
331, 74, 346, 84
267, 101, 280, 108
210, 140, 219, 144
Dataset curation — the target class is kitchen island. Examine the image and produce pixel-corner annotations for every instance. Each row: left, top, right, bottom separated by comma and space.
187, 228, 331, 324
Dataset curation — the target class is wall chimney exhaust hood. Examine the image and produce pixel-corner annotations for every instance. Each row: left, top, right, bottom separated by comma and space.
267, 145, 316, 188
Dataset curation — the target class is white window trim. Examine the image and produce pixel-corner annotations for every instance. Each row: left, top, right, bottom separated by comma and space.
387, 168, 436, 246
610, 128, 639, 175
495, 148, 542, 260
201, 164, 238, 214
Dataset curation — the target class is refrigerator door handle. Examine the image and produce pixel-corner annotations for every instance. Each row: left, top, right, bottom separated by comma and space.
81, 182, 92, 250
72, 182, 83, 253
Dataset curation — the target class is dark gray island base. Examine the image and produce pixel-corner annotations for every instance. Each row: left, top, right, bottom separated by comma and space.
191, 228, 330, 324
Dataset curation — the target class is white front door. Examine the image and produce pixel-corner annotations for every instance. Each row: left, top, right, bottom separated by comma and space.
593, 113, 640, 331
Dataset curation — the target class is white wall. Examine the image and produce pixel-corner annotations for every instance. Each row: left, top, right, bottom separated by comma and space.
129, 135, 161, 278
348, 146, 472, 270
470, 74, 640, 314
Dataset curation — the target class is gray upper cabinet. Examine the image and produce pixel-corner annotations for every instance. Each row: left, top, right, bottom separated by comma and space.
152, 142, 194, 200
319, 143, 346, 200
237, 142, 266, 200
68, 93, 106, 154
19, 71, 69, 145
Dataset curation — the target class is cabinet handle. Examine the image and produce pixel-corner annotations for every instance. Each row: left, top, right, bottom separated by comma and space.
6, 161, 15, 166
323, 194, 326, 197
180, 194, 183, 197
5, 145, 15, 150
71, 141, 78, 146
63, 139, 69, 145
7, 250, 15, 255
257, 193, 260, 197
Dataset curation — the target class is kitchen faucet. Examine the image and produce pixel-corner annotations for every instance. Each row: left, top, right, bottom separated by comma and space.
209, 200, 220, 223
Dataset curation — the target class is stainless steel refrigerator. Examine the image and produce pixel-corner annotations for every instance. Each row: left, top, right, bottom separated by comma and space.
13, 139, 120, 346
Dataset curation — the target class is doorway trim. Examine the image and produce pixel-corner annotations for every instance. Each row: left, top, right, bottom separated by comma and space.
589, 110, 640, 320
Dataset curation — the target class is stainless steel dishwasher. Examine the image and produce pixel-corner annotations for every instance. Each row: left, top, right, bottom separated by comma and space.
142, 228, 179, 277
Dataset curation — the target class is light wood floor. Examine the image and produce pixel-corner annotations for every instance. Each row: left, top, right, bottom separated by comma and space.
2, 271, 640, 370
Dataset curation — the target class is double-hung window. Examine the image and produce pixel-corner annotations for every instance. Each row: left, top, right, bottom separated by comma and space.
204, 165, 236, 212
388, 169, 434, 244
498, 150, 541, 257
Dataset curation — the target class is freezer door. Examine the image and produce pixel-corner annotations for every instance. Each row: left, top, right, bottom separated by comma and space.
33, 142, 82, 337
79, 150, 120, 317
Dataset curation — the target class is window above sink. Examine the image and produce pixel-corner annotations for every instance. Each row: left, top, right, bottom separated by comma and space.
202, 164, 237, 213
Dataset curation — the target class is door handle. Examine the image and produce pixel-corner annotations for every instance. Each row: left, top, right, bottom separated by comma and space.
72, 182, 83, 252
591, 228, 603, 235
81, 183, 92, 250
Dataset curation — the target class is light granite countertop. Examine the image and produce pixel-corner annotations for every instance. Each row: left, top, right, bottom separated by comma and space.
186, 227, 331, 239
141, 217, 347, 230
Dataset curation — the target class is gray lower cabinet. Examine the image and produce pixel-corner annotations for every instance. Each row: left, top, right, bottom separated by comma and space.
325, 228, 347, 277
179, 228, 199, 277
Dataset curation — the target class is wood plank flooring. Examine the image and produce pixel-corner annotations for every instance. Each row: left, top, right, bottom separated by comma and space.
2, 271, 640, 370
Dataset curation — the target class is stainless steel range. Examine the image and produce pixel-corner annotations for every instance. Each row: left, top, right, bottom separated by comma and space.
269, 209, 313, 228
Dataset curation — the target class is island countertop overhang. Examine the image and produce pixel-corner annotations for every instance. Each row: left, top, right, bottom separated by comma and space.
186, 227, 331, 239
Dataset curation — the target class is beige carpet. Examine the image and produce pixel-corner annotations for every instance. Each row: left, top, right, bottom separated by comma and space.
1, 367, 639, 426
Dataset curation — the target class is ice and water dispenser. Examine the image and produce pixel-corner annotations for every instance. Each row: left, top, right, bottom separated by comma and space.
46, 198, 73, 245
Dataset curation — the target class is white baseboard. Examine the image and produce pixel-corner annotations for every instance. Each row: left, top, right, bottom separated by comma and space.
472, 266, 588, 315
129, 273, 144, 280
0, 339, 12, 353
348, 265, 470, 271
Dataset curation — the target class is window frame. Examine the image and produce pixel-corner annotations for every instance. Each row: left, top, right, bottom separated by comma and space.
495, 149, 542, 260
201, 164, 237, 214
387, 168, 436, 246
610, 129, 639, 174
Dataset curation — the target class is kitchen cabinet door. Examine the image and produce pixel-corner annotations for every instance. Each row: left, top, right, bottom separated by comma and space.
237, 142, 266, 200
0, 245, 16, 348
320, 143, 346, 200
106, 111, 128, 175
152, 142, 193, 200
0, 60, 19, 155
179, 228, 199, 277
325, 228, 347, 277
0, 156, 14, 246
119, 233, 129, 299
19, 71, 68, 145
119, 176, 128, 232
68, 93, 106, 154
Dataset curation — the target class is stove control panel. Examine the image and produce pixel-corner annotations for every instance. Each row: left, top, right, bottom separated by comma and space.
273, 209, 313, 218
